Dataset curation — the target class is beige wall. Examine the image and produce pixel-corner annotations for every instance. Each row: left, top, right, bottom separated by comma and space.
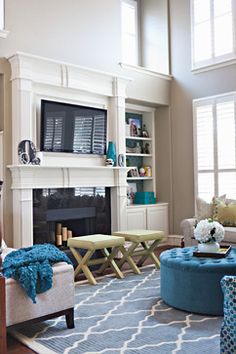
169, 0, 236, 232
1, 0, 121, 73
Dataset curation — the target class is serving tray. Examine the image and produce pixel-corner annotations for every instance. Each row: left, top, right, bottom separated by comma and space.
193, 245, 232, 258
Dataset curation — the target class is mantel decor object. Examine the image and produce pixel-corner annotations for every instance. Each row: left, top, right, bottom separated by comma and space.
194, 219, 225, 253
106, 141, 116, 166
118, 154, 124, 167
18, 140, 41, 165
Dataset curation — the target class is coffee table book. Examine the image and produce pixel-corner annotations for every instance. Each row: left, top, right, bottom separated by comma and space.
193, 245, 232, 258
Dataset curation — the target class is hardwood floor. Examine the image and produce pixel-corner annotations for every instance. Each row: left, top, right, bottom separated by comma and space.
7, 245, 173, 353
7, 335, 36, 354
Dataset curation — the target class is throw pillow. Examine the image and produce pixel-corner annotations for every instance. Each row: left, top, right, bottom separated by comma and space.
196, 195, 226, 221
215, 203, 236, 227
196, 197, 213, 220
212, 195, 226, 220
226, 198, 236, 205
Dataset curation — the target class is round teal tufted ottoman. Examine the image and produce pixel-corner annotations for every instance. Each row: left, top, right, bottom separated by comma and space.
160, 247, 236, 315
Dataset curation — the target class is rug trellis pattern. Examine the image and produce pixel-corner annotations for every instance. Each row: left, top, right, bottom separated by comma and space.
10, 267, 222, 354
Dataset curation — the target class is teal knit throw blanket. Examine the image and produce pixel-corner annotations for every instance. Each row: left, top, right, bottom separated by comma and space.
3, 244, 72, 303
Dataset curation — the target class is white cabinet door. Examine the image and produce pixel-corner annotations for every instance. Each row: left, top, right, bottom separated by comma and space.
127, 207, 147, 230
146, 204, 168, 236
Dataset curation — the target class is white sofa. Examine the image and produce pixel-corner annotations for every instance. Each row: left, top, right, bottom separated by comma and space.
2, 247, 75, 327
180, 218, 236, 247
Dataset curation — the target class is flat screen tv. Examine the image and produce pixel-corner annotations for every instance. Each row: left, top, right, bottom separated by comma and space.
40, 100, 107, 155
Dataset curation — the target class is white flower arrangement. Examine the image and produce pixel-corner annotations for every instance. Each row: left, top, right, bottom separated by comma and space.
194, 219, 225, 244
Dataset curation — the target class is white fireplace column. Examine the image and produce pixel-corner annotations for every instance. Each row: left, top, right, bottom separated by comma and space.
12, 188, 33, 248
9, 55, 35, 165
109, 77, 130, 232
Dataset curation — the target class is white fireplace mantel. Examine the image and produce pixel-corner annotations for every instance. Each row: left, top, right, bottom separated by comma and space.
8, 53, 130, 248
8, 165, 128, 190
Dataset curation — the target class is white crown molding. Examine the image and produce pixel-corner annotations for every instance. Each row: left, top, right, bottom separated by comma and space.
119, 62, 172, 81
192, 58, 236, 74
8, 52, 131, 97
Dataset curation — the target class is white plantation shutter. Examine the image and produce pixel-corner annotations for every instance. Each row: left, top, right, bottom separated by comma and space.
196, 104, 214, 169
194, 93, 236, 201
198, 173, 215, 202
218, 172, 236, 199
73, 111, 107, 154
73, 115, 93, 153
216, 101, 235, 169
191, 0, 236, 70
44, 112, 65, 151
92, 114, 107, 155
74, 187, 106, 197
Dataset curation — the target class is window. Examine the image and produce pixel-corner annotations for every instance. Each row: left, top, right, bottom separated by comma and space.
121, 0, 139, 66
0, 0, 8, 38
0, 0, 4, 30
191, 0, 236, 70
193, 93, 236, 201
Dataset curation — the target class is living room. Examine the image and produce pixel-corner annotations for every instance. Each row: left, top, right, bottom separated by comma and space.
0, 0, 236, 353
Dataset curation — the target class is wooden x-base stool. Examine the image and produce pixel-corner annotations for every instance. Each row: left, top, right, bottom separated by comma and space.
113, 230, 165, 273
68, 234, 125, 285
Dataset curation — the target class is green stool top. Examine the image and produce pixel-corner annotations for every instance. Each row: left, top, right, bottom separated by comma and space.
68, 234, 125, 250
113, 229, 164, 242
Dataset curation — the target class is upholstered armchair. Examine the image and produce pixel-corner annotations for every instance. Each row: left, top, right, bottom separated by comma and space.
0, 246, 75, 353
220, 275, 236, 353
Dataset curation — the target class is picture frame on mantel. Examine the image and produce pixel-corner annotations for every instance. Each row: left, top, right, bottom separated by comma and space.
127, 182, 137, 205
127, 167, 139, 178
128, 117, 142, 137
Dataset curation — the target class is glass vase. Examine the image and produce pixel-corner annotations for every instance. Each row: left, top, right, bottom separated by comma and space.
198, 241, 220, 253
106, 141, 116, 166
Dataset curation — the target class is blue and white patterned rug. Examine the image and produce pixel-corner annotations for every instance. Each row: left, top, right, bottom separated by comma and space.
10, 266, 222, 354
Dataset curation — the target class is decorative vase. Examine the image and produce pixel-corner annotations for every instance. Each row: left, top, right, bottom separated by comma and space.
106, 141, 116, 166
198, 241, 220, 253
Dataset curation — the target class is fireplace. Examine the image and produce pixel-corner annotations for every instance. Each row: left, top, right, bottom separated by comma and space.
33, 187, 111, 246
7, 53, 129, 248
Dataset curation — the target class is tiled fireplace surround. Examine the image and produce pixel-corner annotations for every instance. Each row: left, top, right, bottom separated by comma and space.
8, 53, 130, 248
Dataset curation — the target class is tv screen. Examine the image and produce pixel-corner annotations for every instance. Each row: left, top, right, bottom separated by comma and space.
40, 100, 107, 155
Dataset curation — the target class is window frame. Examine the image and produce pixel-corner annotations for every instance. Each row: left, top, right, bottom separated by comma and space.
121, 0, 139, 66
191, 0, 236, 73
0, 0, 8, 38
193, 92, 236, 202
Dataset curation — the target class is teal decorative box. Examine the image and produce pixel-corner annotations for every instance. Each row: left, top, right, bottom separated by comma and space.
134, 192, 156, 204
